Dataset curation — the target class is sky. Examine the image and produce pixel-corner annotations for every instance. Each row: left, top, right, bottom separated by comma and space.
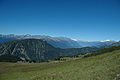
0, 0, 120, 41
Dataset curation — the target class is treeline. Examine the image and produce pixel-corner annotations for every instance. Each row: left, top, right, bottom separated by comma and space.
84, 45, 120, 57
0, 54, 48, 63
0, 54, 21, 62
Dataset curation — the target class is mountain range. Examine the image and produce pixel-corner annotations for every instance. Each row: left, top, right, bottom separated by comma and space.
0, 39, 98, 62
0, 34, 117, 49
0, 34, 120, 62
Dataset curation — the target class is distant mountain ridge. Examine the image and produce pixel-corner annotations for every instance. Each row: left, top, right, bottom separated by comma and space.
0, 34, 118, 49
0, 34, 81, 48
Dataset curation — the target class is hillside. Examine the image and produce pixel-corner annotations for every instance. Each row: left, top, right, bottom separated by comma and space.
0, 48, 120, 80
0, 39, 60, 62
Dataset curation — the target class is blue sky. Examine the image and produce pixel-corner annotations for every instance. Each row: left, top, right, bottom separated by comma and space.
0, 0, 120, 41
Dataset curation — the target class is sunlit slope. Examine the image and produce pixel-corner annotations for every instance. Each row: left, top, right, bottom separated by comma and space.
0, 50, 120, 80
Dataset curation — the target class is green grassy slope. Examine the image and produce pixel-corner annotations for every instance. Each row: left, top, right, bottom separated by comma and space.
0, 50, 120, 80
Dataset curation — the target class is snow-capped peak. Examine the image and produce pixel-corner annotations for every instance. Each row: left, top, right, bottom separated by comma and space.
100, 40, 112, 42
71, 38, 78, 41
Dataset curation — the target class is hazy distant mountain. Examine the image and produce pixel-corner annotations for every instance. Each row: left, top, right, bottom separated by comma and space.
109, 41, 120, 46
77, 40, 116, 48
0, 39, 98, 62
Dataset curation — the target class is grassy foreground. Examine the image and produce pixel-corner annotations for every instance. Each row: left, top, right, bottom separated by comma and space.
0, 50, 120, 80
